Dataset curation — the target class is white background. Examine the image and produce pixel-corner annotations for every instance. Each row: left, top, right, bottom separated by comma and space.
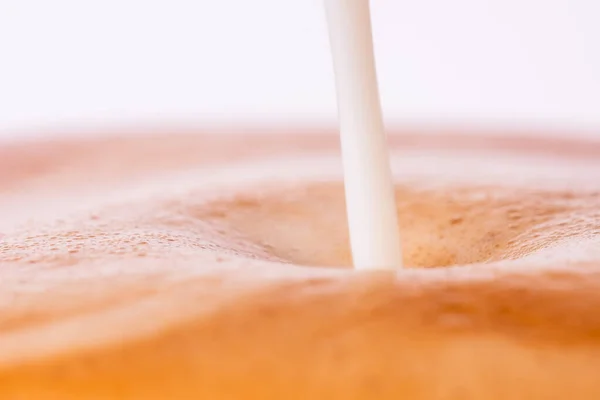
1, 0, 600, 139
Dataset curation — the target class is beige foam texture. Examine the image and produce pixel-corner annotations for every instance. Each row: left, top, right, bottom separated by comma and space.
1, 130, 600, 399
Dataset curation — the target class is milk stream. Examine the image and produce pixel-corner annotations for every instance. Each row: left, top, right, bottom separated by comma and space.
324, 0, 403, 269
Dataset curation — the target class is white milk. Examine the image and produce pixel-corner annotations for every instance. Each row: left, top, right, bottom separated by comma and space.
324, 0, 403, 270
